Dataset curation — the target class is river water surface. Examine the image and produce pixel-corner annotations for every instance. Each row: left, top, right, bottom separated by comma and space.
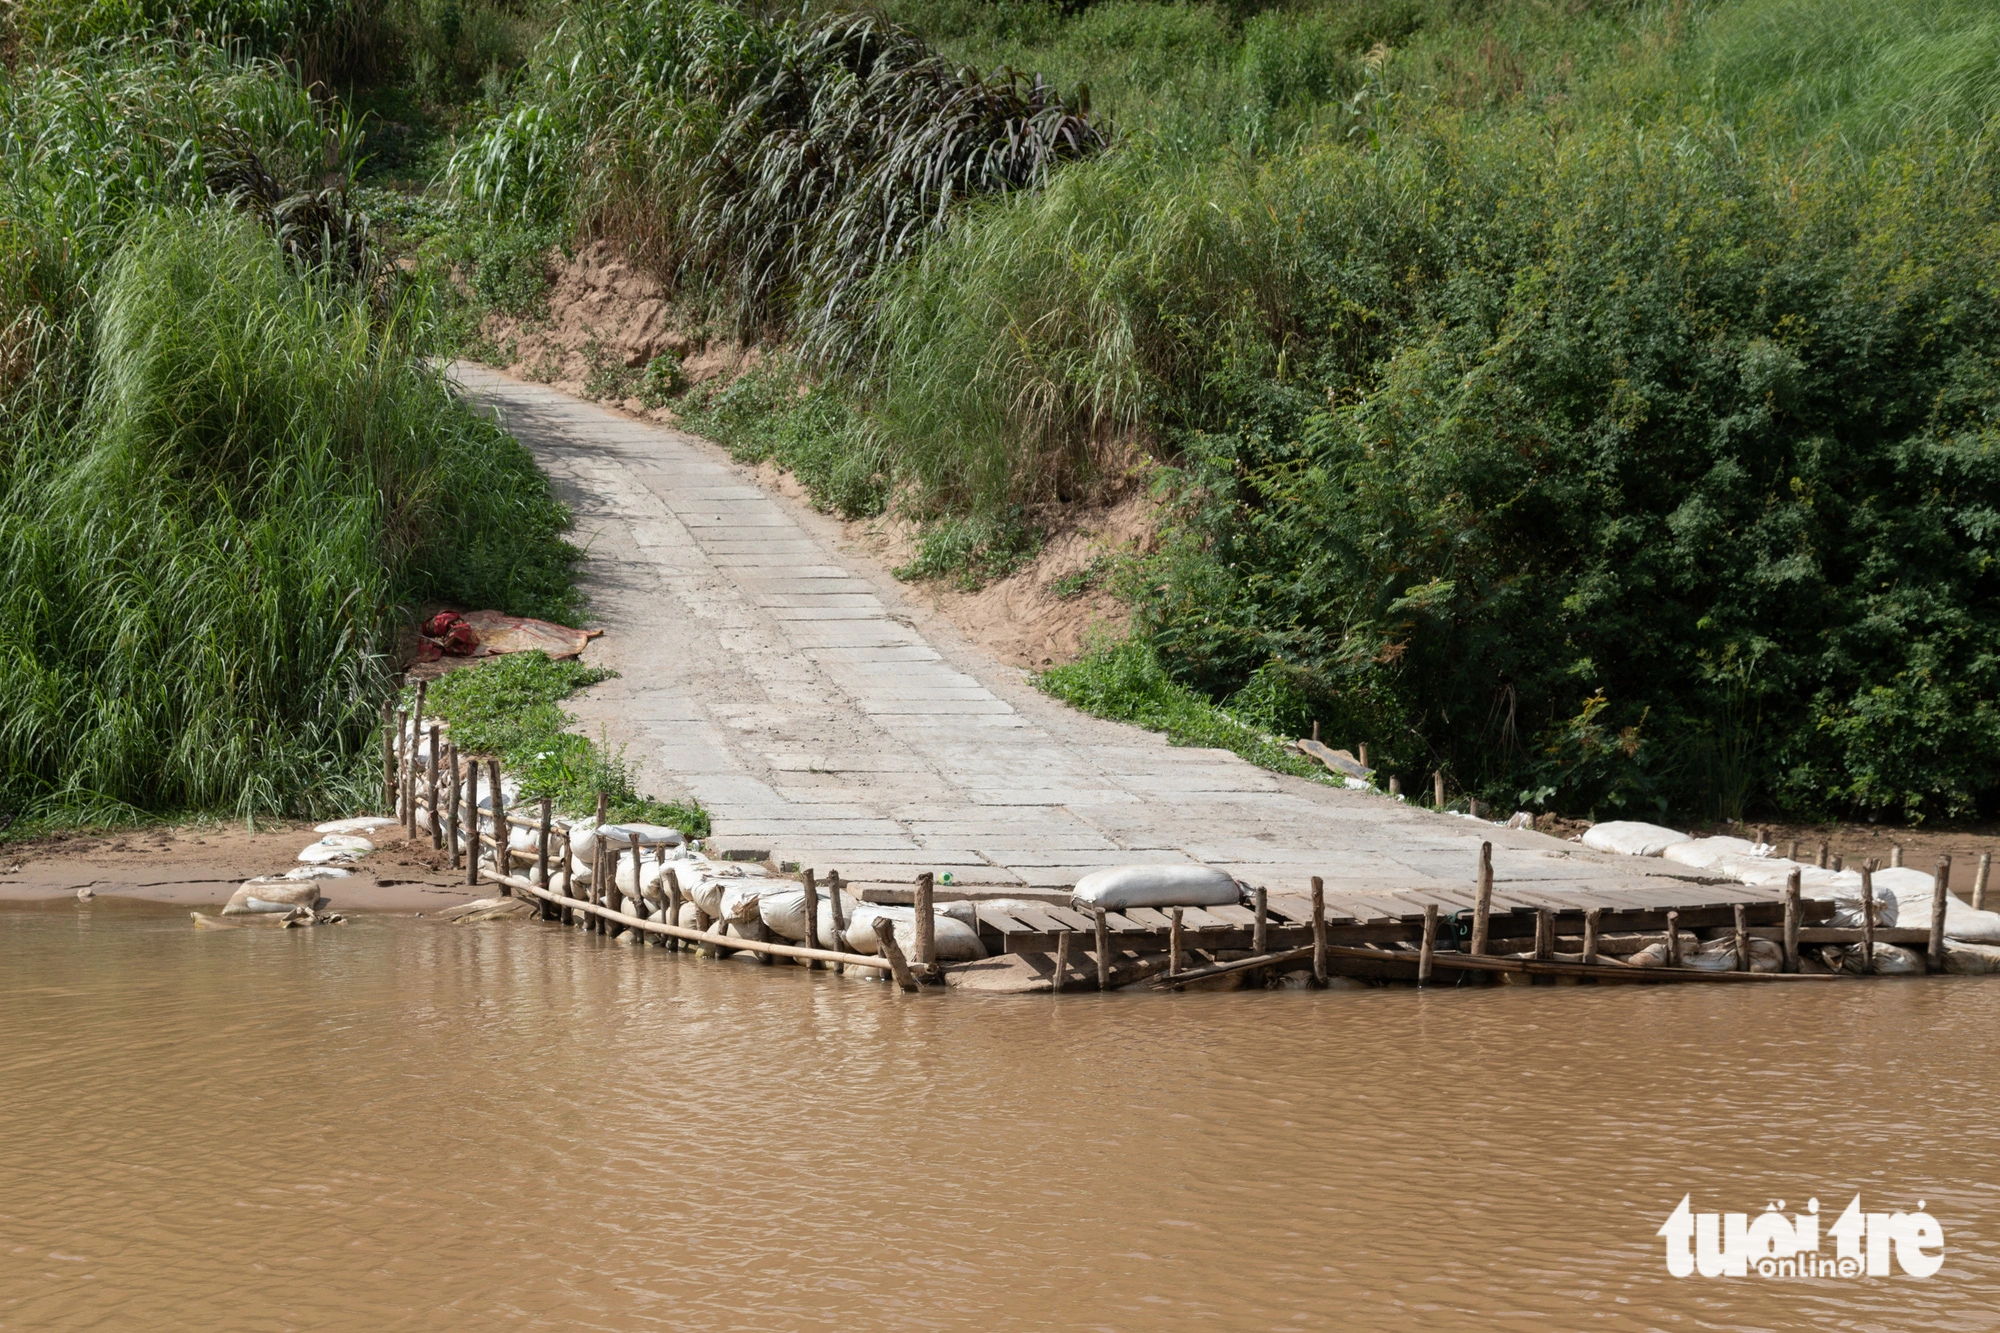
4, 898, 1998, 1330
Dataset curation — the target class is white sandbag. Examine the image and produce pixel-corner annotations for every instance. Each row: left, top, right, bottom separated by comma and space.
725, 918, 771, 943
475, 778, 522, 811
1617, 933, 1702, 967
1722, 857, 1805, 887
318, 833, 374, 851
1676, 936, 1783, 973
315, 816, 399, 834
507, 824, 539, 852
758, 888, 860, 944
1071, 864, 1240, 911
565, 819, 603, 860
686, 878, 728, 920
223, 877, 324, 916
1581, 821, 1691, 857
718, 883, 763, 925
1817, 871, 1898, 928
283, 865, 351, 880
298, 840, 365, 865
595, 822, 683, 848
676, 901, 705, 929
1827, 942, 1924, 975
1660, 836, 1759, 870
842, 904, 986, 961
1944, 941, 2000, 975
1869, 868, 2000, 943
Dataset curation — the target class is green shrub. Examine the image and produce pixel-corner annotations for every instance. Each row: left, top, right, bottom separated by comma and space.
680, 358, 888, 518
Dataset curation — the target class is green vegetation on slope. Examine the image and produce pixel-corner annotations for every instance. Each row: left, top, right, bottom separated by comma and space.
0, 45, 580, 833
406, 652, 709, 834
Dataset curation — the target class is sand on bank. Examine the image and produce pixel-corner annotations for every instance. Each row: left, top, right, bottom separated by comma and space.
0, 820, 483, 912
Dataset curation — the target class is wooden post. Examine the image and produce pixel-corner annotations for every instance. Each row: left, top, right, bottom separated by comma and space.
1095, 907, 1111, 991
1169, 908, 1185, 977
1534, 907, 1553, 963
1252, 885, 1268, 955
1311, 720, 1319, 743
1783, 869, 1801, 974
1471, 842, 1493, 955
1358, 742, 1368, 768
1817, 840, 1829, 869
1053, 932, 1069, 996
1582, 907, 1601, 966
1788, 839, 1800, 862
1733, 904, 1750, 973
407, 681, 426, 836
1387, 776, 1401, 797
536, 798, 552, 889
1310, 876, 1328, 985
393, 708, 408, 820
1832, 855, 1844, 874
1665, 910, 1682, 968
444, 744, 461, 869
1433, 770, 1446, 810
801, 869, 821, 967
1861, 866, 1876, 975
827, 870, 847, 974
427, 725, 442, 848
1930, 855, 1952, 974
593, 792, 609, 934
1418, 903, 1437, 986
913, 871, 937, 980
872, 917, 918, 992
464, 759, 480, 886
664, 867, 682, 950
1976, 852, 1992, 912
1891, 842, 1904, 869
628, 831, 643, 921
380, 701, 395, 812
488, 758, 507, 888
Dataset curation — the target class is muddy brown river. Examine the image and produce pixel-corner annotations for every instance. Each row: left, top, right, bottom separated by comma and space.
4, 899, 1998, 1330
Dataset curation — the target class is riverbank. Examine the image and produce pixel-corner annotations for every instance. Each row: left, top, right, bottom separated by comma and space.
0, 821, 475, 912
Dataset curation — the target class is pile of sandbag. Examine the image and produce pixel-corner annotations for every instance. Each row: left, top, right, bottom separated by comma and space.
1070, 864, 1243, 912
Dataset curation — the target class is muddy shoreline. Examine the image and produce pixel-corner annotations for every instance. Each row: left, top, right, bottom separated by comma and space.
0, 821, 478, 913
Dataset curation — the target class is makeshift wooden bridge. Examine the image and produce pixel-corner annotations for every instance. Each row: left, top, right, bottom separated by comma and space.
386, 689, 1958, 994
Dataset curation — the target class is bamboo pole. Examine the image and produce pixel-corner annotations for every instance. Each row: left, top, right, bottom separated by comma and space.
1252, 885, 1268, 955
1472, 843, 1493, 955
1977, 852, 1993, 913
1095, 907, 1111, 992
427, 725, 442, 848
1310, 876, 1327, 985
1931, 855, 1952, 974
464, 759, 481, 887
1583, 907, 1601, 966
1054, 932, 1069, 996
1733, 904, 1750, 973
1861, 866, 1876, 975
913, 871, 937, 980
1783, 869, 1801, 974
1418, 903, 1437, 986
872, 917, 918, 992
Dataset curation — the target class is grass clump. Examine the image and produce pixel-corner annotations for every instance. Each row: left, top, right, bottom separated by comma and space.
679, 358, 888, 519
411, 652, 709, 834
1037, 638, 1333, 784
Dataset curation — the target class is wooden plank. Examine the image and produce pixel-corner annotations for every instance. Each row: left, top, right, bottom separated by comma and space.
1006, 905, 1071, 933
1176, 906, 1231, 930
1205, 904, 1258, 926
1123, 907, 1174, 929
1101, 910, 1145, 933
1745, 926, 1930, 945
1040, 904, 1096, 932
978, 909, 1032, 935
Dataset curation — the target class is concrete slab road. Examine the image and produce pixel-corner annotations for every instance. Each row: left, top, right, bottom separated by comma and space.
451, 364, 1708, 908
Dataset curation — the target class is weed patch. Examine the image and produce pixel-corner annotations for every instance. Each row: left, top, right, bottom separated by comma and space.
409, 652, 709, 834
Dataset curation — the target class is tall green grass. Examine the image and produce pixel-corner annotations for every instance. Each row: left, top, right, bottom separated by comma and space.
0, 48, 581, 831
